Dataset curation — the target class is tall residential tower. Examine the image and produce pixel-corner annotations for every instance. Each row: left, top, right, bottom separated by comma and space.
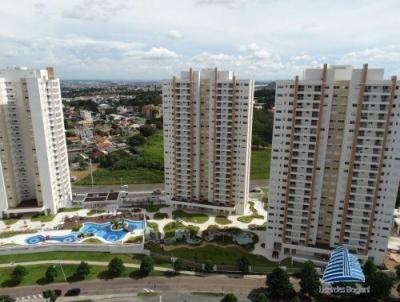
162, 68, 254, 214
266, 64, 400, 264
0, 67, 71, 217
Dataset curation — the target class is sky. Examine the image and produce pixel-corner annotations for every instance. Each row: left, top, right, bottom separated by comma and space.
1, 0, 400, 80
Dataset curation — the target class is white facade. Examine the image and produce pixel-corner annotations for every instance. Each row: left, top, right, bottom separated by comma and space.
266, 64, 400, 265
162, 68, 254, 214
0, 67, 71, 216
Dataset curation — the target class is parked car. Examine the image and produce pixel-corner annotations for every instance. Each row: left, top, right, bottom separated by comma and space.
65, 288, 81, 296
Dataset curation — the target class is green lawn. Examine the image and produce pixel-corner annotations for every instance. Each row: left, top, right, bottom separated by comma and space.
59, 207, 81, 213
147, 243, 296, 268
153, 212, 169, 220
87, 209, 106, 216
0, 263, 164, 287
147, 222, 159, 232
172, 210, 209, 224
0, 251, 144, 264
31, 214, 56, 223
0, 230, 36, 239
2, 216, 22, 225
250, 148, 271, 180
81, 238, 104, 244
215, 216, 232, 225
76, 167, 164, 185
145, 204, 169, 213
138, 131, 164, 163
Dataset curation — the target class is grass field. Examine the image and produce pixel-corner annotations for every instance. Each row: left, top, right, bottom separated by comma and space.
172, 210, 209, 224
0, 251, 145, 264
137, 131, 164, 163
75, 133, 272, 185
76, 167, 164, 185
0, 264, 164, 288
250, 148, 271, 180
76, 131, 164, 185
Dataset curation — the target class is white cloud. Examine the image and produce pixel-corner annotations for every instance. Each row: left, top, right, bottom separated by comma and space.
1, 0, 400, 79
62, 0, 130, 21
167, 30, 182, 40
140, 47, 180, 60
195, 0, 261, 8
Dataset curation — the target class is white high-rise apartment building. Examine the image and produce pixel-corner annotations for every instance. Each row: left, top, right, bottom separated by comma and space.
0, 67, 71, 217
266, 64, 400, 264
162, 68, 254, 215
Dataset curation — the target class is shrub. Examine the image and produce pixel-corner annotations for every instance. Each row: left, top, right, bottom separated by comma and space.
153, 212, 169, 220
139, 256, 154, 277
204, 260, 214, 272
45, 265, 58, 282
237, 256, 250, 273
43, 290, 58, 302
12, 265, 27, 283
75, 261, 91, 280
220, 293, 237, 302
173, 258, 184, 272
108, 257, 125, 277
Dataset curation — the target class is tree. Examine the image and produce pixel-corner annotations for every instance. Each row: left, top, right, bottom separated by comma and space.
45, 265, 58, 282
237, 256, 250, 273
173, 258, 184, 272
291, 296, 301, 302
139, 256, 154, 277
220, 293, 237, 302
395, 265, 400, 280
12, 265, 27, 283
0, 296, 15, 302
75, 261, 91, 280
42, 290, 58, 302
204, 260, 214, 272
77, 157, 88, 170
139, 125, 156, 137
254, 293, 269, 302
369, 272, 394, 300
363, 259, 377, 284
108, 257, 125, 277
127, 134, 146, 147
299, 261, 321, 296
266, 267, 293, 299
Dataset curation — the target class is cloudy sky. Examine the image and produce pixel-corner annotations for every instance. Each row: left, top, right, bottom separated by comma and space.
1, 0, 400, 80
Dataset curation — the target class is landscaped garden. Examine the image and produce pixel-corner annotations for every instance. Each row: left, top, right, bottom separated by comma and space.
31, 214, 56, 223
215, 215, 232, 225
172, 210, 209, 224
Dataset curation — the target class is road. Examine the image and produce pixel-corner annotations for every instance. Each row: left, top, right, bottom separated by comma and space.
72, 179, 269, 194
0, 275, 265, 300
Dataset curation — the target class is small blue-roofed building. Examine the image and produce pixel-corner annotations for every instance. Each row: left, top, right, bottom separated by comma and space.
322, 246, 365, 283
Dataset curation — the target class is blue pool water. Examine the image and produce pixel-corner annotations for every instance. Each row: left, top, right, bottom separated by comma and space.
25, 219, 145, 245
25, 233, 79, 245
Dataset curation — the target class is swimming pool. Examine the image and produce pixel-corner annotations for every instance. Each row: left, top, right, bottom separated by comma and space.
25, 233, 79, 245
25, 219, 145, 245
